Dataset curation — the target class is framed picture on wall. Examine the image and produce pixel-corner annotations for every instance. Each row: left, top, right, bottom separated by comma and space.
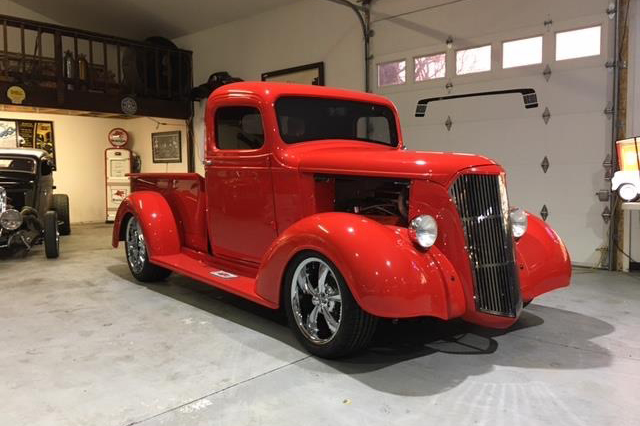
152, 131, 182, 163
261, 62, 325, 86
0, 120, 17, 148
0, 118, 57, 169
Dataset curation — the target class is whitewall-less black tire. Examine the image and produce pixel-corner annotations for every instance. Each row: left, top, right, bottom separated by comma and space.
43, 210, 59, 259
53, 194, 71, 235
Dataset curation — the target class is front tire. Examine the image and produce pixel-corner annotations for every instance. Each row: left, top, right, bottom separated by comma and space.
125, 216, 171, 282
284, 251, 377, 358
53, 194, 71, 235
44, 210, 59, 259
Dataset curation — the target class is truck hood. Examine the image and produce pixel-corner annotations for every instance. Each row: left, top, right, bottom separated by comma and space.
287, 141, 499, 185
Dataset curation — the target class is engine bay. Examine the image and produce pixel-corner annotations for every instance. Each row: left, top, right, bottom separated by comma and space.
316, 175, 410, 226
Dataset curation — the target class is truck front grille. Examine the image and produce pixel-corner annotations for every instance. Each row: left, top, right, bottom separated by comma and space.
449, 174, 521, 317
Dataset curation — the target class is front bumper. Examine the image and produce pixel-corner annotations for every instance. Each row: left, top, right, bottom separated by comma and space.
407, 176, 571, 329
0, 229, 30, 250
0, 215, 43, 251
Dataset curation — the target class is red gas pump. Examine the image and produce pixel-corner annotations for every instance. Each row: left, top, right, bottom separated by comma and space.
105, 128, 131, 222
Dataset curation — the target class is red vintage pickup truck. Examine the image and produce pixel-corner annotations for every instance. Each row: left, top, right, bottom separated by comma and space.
113, 82, 571, 358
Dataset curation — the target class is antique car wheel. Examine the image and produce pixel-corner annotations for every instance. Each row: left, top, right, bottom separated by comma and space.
43, 210, 59, 259
125, 216, 171, 282
284, 252, 377, 358
53, 194, 71, 235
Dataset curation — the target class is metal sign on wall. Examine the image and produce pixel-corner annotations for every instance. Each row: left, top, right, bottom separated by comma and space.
0, 118, 57, 168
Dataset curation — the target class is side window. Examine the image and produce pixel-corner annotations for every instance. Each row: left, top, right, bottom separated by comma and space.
215, 106, 264, 150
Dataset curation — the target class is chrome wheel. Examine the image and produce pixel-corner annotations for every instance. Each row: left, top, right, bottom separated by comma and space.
290, 257, 343, 344
126, 217, 146, 274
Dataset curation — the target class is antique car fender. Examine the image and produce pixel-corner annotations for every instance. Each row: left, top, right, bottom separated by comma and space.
111, 191, 181, 257
515, 213, 572, 302
255, 212, 466, 319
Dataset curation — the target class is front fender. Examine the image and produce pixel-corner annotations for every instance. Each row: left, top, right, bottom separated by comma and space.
111, 191, 181, 257
255, 212, 466, 319
516, 214, 572, 301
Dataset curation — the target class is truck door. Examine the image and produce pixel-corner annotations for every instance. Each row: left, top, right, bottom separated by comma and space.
205, 102, 277, 263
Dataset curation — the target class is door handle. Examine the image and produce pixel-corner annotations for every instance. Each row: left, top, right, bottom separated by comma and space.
203, 159, 213, 166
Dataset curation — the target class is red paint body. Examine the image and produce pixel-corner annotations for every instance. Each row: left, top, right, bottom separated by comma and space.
112, 82, 571, 328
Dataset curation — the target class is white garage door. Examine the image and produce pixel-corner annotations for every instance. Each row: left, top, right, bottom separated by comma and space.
373, 0, 613, 266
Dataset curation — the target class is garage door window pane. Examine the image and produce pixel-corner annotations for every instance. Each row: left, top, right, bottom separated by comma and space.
378, 60, 406, 86
503, 36, 543, 68
456, 45, 491, 75
556, 26, 601, 60
414, 53, 446, 81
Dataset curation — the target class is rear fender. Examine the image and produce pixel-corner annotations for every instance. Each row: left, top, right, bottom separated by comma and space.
111, 191, 181, 257
516, 214, 572, 301
255, 212, 465, 319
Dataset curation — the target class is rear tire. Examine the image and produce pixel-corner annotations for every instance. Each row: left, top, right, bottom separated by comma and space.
125, 216, 171, 282
284, 251, 377, 359
44, 210, 59, 259
53, 194, 71, 236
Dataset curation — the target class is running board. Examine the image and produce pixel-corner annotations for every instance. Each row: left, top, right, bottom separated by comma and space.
151, 252, 277, 309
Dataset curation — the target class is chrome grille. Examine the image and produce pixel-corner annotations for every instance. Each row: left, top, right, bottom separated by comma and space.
0, 186, 6, 213
449, 174, 521, 317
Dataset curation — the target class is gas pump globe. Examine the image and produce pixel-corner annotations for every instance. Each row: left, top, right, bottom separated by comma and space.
612, 137, 640, 202
105, 128, 132, 221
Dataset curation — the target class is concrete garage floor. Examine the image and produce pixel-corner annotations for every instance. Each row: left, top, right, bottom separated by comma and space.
1, 224, 639, 426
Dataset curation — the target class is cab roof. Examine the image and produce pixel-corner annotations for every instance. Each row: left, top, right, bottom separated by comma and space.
210, 81, 395, 107
0, 148, 49, 159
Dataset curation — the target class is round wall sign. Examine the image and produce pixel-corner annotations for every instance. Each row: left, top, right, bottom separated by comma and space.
108, 128, 129, 147
121, 96, 138, 116
7, 86, 26, 104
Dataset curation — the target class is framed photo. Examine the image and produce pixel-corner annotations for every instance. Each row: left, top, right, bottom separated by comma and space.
261, 62, 325, 86
152, 131, 182, 163
0, 118, 57, 169
0, 120, 17, 148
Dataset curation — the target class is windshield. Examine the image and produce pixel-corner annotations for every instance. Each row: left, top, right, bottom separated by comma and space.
0, 156, 36, 173
275, 96, 398, 146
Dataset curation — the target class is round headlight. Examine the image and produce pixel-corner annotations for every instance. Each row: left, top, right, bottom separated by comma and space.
409, 215, 438, 248
510, 207, 528, 239
0, 209, 23, 231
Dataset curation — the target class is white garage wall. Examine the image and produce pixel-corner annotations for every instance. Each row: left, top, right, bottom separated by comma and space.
173, 0, 365, 175
0, 111, 188, 223
173, 0, 363, 89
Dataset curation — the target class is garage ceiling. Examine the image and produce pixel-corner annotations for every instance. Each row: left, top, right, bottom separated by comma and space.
11, 0, 300, 41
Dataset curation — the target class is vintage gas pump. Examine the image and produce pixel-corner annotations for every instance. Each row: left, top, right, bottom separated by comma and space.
105, 128, 132, 222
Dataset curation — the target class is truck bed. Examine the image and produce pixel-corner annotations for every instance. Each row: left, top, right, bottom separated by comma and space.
129, 173, 208, 253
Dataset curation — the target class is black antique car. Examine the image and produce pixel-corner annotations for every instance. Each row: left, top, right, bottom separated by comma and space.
0, 148, 70, 258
